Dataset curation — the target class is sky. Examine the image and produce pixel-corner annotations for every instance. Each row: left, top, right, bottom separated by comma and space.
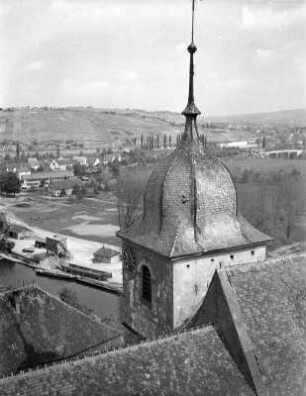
0, 0, 305, 115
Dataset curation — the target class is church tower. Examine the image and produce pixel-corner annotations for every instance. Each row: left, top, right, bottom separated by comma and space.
117, 1, 271, 339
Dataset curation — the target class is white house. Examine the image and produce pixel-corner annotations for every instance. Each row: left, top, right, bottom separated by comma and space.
73, 156, 87, 166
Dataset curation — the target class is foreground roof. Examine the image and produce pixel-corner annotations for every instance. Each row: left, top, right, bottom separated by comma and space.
0, 325, 254, 396
0, 285, 121, 377
190, 253, 306, 396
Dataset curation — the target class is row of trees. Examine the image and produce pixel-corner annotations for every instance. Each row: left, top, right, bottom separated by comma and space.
140, 133, 174, 150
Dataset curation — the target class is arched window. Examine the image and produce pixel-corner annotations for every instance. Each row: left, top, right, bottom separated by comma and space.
142, 266, 152, 303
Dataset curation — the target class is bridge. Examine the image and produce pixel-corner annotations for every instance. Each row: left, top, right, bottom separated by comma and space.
264, 149, 304, 159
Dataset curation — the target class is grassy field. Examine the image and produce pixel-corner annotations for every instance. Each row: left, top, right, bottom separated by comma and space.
8, 192, 121, 247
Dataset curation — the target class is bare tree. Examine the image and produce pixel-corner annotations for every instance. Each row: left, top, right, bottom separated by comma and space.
117, 168, 150, 230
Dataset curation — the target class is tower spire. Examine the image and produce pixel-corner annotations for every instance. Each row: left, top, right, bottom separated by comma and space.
182, 0, 201, 141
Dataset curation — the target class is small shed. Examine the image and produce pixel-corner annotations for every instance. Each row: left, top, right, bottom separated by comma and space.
8, 224, 33, 240
46, 235, 68, 257
93, 246, 119, 264
35, 236, 46, 249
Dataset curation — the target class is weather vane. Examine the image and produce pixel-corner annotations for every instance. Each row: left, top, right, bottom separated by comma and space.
191, 0, 203, 43
191, 0, 195, 43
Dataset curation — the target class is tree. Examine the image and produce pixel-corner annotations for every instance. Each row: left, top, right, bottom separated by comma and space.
117, 168, 149, 230
0, 172, 21, 196
72, 184, 81, 196
73, 163, 87, 177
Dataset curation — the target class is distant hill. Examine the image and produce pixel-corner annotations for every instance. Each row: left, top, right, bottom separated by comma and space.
208, 109, 306, 126
0, 107, 305, 143
151, 108, 306, 127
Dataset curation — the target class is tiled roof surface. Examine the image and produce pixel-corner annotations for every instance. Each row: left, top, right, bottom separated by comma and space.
94, 246, 119, 257
23, 171, 74, 181
0, 326, 254, 396
118, 141, 271, 258
50, 177, 82, 191
0, 286, 119, 377
225, 254, 306, 396
8, 224, 31, 233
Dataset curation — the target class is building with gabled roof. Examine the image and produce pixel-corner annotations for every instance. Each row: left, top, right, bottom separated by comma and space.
93, 246, 120, 263
72, 155, 87, 166
49, 159, 73, 172
27, 157, 40, 171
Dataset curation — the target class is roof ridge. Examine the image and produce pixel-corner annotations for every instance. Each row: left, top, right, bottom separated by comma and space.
218, 270, 267, 395
218, 252, 306, 276
0, 325, 215, 383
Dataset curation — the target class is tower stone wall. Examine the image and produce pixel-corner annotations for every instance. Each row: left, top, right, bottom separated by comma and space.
121, 242, 173, 338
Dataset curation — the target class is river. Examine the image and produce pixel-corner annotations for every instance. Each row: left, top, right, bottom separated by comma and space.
0, 259, 121, 325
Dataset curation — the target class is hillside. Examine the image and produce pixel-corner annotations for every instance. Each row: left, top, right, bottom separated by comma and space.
0, 107, 305, 143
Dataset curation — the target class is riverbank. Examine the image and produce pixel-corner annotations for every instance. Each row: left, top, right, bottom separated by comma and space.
0, 259, 121, 326
0, 200, 123, 292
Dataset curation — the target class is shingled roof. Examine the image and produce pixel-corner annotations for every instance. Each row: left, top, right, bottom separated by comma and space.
0, 325, 255, 396
0, 285, 121, 377
117, 142, 272, 258
189, 253, 306, 396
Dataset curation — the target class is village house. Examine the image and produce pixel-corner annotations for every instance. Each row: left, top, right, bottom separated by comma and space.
93, 157, 101, 167
102, 153, 122, 166
27, 157, 40, 171
21, 170, 74, 190
49, 177, 82, 197
72, 155, 87, 166
218, 140, 258, 149
15, 165, 31, 180
46, 235, 69, 257
49, 158, 73, 171
93, 246, 120, 264
8, 224, 32, 240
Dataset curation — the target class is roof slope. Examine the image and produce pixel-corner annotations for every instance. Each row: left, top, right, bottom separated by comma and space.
227, 254, 306, 396
0, 285, 120, 377
190, 254, 306, 396
0, 326, 254, 396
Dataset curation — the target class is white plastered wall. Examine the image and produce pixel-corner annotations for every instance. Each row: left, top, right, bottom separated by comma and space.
172, 245, 266, 328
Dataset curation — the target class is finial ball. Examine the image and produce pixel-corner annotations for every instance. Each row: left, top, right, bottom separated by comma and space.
188, 43, 197, 54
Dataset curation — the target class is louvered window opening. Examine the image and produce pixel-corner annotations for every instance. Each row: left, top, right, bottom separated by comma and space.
142, 266, 152, 303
